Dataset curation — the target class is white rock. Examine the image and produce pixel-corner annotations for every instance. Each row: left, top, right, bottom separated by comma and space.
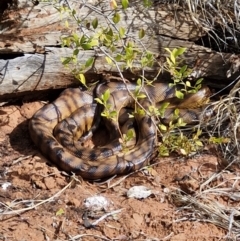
127, 185, 152, 199
1, 182, 11, 190
84, 195, 111, 211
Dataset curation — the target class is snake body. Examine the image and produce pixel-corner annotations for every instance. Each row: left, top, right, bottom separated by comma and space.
29, 81, 211, 179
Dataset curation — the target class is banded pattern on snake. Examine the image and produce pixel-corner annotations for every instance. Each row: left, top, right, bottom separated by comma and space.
29, 81, 211, 179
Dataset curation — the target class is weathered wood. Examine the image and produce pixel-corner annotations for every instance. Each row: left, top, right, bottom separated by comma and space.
0, 0, 237, 99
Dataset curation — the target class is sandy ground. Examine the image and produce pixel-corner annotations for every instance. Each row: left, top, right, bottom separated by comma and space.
0, 98, 239, 241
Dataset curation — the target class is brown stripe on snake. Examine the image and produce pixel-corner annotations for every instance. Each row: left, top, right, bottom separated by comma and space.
53, 103, 123, 160
29, 82, 211, 179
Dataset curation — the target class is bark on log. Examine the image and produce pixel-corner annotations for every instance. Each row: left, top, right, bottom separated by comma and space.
0, 0, 238, 100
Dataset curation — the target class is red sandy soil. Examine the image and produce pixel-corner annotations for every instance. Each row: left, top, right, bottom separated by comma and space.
0, 99, 238, 241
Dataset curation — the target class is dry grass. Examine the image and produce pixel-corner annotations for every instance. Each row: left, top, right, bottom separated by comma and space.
159, 0, 240, 229
161, 4, 240, 235
170, 188, 240, 240
201, 77, 240, 164
163, 0, 240, 52
168, 77, 240, 240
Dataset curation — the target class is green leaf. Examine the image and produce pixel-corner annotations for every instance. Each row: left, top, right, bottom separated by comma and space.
174, 108, 179, 116
65, 20, 69, 28
105, 56, 113, 65
81, 39, 98, 50
127, 129, 135, 139
178, 117, 183, 125
79, 74, 86, 86
73, 48, 79, 56
196, 78, 203, 85
160, 102, 170, 110
170, 51, 175, 64
110, 110, 117, 117
113, 12, 120, 24
103, 89, 110, 102
115, 54, 122, 61
95, 98, 103, 105
143, 0, 152, 7
71, 9, 76, 15
110, 45, 117, 52
107, 28, 113, 36
119, 27, 125, 38
188, 89, 197, 94
61, 57, 71, 65
92, 18, 98, 29
196, 129, 202, 137
148, 105, 157, 114
137, 93, 146, 99
180, 65, 188, 74
177, 118, 186, 127
125, 46, 133, 56
174, 47, 186, 57
81, 43, 92, 50
127, 41, 134, 48
175, 90, 184, 99
166, 57, 172, 66
136, 108, 145, 115
136, 78, 142, 86
186, 81, 191, 87
89, 39, 99, 47
101, 112, 107, 117
85, 57, 94, 67
138, 29, 145, 39
159, 124, 167, 131
164, 48, 171, 54
80, 35, 87, 44
73, 33, 80, 42
195, 140, 203, 146
121, 0, 129, 9
56, 208, 64, 216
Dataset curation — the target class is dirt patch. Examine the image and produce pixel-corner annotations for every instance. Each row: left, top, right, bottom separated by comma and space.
0, 100, 239, 240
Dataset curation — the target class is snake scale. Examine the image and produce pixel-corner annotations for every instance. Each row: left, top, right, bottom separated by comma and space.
29, 81, 211, 179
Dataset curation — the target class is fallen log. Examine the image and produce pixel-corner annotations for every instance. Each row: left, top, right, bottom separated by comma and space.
0, 0, 239, 100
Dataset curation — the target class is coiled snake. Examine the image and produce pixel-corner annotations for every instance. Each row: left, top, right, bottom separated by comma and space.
29, 81, 211, 179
